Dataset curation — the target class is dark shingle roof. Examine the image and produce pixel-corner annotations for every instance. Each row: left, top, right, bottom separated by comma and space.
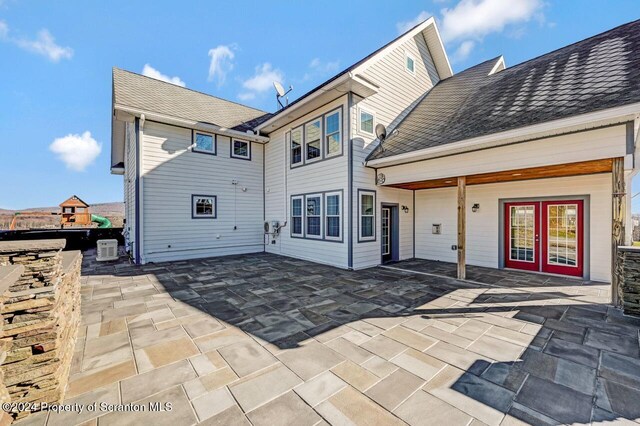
112, 68, 271, 131
368, 19, 640, 161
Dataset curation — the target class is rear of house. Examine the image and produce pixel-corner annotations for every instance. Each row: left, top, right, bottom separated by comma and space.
110, 17, 640, 289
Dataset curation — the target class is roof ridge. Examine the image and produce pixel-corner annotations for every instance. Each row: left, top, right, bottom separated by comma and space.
112, 67, 268, 115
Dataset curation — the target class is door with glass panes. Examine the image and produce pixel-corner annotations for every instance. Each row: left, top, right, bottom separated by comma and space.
504, 200, 583, 277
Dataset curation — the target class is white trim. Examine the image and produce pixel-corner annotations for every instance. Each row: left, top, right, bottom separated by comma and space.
488, 56, 506, 75
405, 51, 416, 75
359, 191, 376, 241
367, 102, 640, 167
290, 127, 303, 167
304, 118, 323, 164
358, 107, 375, 136
324, 191, 342, 241
305, 193, 323, 239
231, 139, 250, 159
192, 130, 216, 154
291, 196, 304, 237
325, 108, 343, 158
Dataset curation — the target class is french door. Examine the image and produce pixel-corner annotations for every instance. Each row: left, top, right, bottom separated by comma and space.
381, 207, 392, 263
504, 200, 583, 277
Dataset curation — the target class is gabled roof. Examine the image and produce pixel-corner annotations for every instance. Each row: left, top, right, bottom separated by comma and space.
60, 195, 89, 208
368, 19, 640, 162
112, 68, 271, 131
255, 17, 452, 132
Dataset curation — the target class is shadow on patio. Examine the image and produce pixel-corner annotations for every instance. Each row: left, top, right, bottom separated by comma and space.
31, 251, 640, 426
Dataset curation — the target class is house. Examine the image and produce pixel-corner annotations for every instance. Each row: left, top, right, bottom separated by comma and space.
59, 195, 91, 227
110, 18, 640, 298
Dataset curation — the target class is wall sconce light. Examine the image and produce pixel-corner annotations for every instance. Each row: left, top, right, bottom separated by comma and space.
401, 205, 409, 213
472, 203, 480, 213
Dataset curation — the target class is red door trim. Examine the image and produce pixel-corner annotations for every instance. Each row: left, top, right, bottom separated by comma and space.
504, 202, 540, 272
541, 200, 584, 277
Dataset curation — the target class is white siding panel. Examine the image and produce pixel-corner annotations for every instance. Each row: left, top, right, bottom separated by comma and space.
415, 174, 612, 282
140, 121, 264, 263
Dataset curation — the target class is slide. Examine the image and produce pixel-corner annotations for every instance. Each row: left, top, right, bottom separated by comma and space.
90, 214, 112, 229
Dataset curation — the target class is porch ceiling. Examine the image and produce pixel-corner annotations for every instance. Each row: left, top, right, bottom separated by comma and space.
386, 158, 614, 190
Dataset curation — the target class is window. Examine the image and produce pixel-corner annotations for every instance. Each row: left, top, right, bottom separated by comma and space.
291, 196, 303, 237
306, 195, 322, 238
231, 140, 250, 160
359, 109, 374, 135
405, 52, 415, 75
192, 195, 217, 219
359, 190, 376, 241
325, 192, 341, 240
325, 110, 341, 156
305, 119, 321, 162
193, 131, 216, 154
290, 127, 302, 165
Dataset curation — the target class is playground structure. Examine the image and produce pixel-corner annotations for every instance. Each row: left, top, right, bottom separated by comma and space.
7, 196, 112, 230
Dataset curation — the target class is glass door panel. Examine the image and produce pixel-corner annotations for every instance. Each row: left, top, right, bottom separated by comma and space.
504, 202, 540, 272
542, 200, 583, 277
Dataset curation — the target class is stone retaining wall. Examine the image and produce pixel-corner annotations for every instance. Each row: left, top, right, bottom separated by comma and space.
0, 240, 82, 420
618, 246, 640, 316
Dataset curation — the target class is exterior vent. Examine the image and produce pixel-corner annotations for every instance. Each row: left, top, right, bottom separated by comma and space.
96, 239, 119, 262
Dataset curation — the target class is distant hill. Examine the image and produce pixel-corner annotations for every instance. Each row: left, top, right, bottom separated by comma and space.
0, 202, 124, 230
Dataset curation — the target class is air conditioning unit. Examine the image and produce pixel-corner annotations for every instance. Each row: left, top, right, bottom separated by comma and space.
97, 239, 119, 261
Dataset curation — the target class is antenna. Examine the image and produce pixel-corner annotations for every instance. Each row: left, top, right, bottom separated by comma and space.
273, 81, 293, 109
375, 124, 399, 153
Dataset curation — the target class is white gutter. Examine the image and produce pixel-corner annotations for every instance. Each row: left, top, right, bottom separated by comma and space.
114, 104, 270, 143
367, 102, 640, 168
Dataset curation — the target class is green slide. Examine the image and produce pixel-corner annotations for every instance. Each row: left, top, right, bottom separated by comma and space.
91, 214, 112, 229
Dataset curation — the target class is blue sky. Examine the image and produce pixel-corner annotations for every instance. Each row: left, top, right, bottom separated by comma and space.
0, 0, 639, 210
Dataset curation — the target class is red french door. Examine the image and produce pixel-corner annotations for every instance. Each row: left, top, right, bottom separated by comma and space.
505, 200, 584, 277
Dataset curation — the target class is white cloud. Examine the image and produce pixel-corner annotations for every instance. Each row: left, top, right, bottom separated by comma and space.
396, 11, 432, 34
242, 63, 283, 93
237, 92, 256, 101
0, 20, 8, 39
15, 29, 73, 62
452, 40, 475, 62
440, 0, 543, 42
208, 45, 235, 85
302, 57, 340, 82
142, 64, 186, 87
49, 131, 101, 172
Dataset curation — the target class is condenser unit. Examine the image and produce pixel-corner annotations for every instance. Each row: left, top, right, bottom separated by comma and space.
96, 239, 119, 261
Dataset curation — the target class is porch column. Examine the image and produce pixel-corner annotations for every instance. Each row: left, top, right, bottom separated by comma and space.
612, 157, 626, 306
457, 176, 466, 280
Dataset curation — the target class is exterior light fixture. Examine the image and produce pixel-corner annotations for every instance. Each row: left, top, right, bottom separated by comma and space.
402, 205, 409, 213
472, 203, 480, 212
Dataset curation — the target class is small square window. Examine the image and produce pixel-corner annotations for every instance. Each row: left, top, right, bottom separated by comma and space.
360, 109, 374, 135
193, 132, 216, 154
231, 140, 250, 160
192, 195, 217, 219
405, 52, 415, 75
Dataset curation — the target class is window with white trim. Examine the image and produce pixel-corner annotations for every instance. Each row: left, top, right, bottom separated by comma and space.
192, 195, 217, 219
359, 191, 375, 241
405, 52, 416, 75
325, 192, 341, 240
291, 196, 303, 237
290, 128, 302, 165
305, 119, 322, 162
231, 140, 250, 160
359, 108, 374, 135
193, 131, 216, 154
325, 109, 341, 156
306, 194, 322, 238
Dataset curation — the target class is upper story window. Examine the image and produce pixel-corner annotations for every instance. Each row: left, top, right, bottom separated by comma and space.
289, 107, 342, 167
405, 52, 416, 75
231, 139, 250, 160
290, 127, 302, 166
192, 195, 217, 219
305, 119, 322, 162
359, 109, 374, 135
193, 131, 216, 154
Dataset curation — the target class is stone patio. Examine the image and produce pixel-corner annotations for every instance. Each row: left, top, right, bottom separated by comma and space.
15, 252, 640, 425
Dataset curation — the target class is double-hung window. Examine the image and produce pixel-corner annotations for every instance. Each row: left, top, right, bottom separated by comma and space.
290, 127, 302, 166
193, 131, 216, 154
231, 139, 250, 160
305, 119, 322, 162
306, 195, 322, 238
325, 110, 341, 157
325, 192, 341, 240
359, 109, 374, 135
291, 196, 303, 237
359, 190, 376, 241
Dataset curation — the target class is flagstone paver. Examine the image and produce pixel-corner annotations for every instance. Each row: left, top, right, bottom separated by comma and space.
27, 251, 640, 425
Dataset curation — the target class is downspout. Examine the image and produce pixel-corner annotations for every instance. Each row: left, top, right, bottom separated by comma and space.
263, 143, 266, 252
134, 117, 141, 264
348, 92, 354, 269
138, 114, 146, 263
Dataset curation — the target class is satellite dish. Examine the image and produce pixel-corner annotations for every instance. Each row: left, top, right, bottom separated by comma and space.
273, 81, 286, 97
375, 124, 387, 141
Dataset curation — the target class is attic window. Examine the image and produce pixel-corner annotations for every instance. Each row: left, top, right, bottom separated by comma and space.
193, 131, 216, 155
231, 140, 250, 160
405, 52, 416, 75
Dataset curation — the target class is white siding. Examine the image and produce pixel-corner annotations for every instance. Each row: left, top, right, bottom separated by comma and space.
140, 121, 264, 263
123, 121, 136, 258
415, 174, 612, 282
351, 32, 440, 269
379, 125, 627, 185
265, 97, 349, 268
